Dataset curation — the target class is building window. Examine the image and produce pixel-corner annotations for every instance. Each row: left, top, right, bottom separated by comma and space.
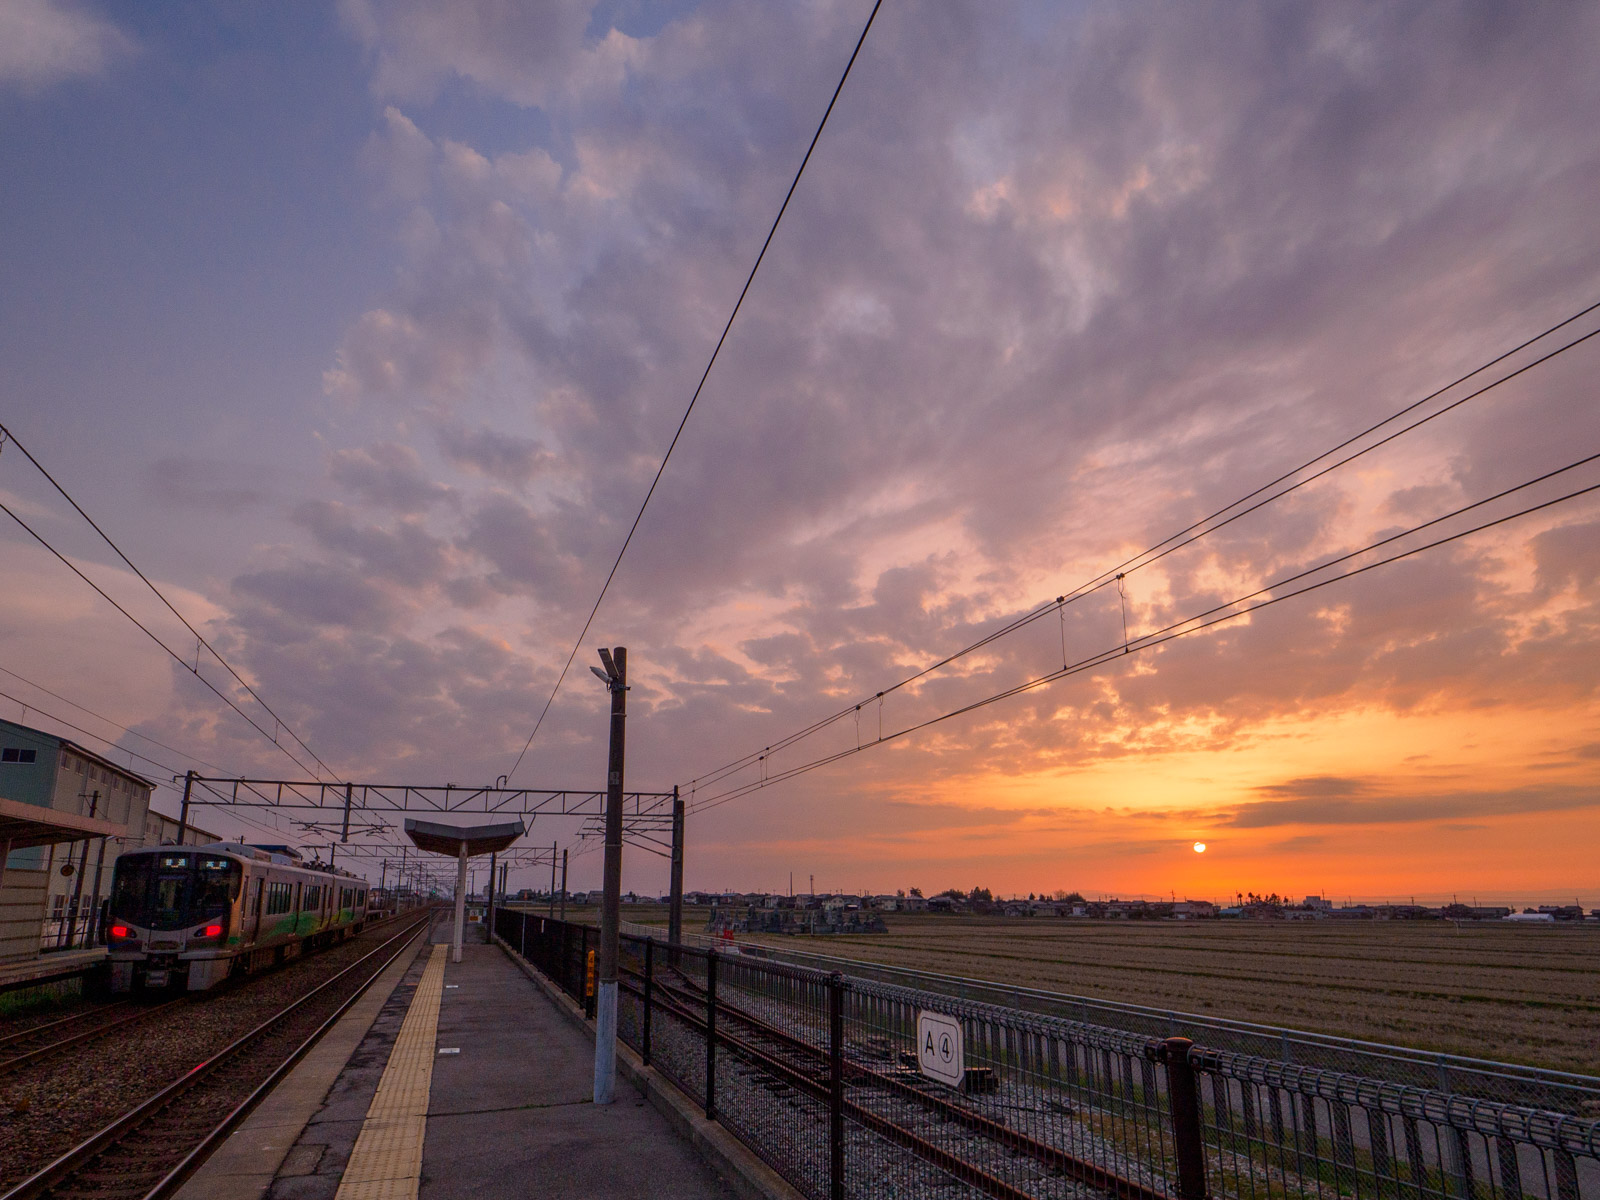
1, 748, 38, 764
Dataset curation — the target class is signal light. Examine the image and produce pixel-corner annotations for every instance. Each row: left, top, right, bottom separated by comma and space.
110, 925, 129, 938
202, 924, 223, 937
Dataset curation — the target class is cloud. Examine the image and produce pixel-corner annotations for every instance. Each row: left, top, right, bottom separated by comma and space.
0, 0, 134, 91
142, 457, 269, 515
1223, 782, 1600, 829
232, 562, 400, 631
293, 500, 451, 584
78, 0, 1600, 895
437, 424, 550, 487
327, 444, 452, 513
338, 0, 636, 107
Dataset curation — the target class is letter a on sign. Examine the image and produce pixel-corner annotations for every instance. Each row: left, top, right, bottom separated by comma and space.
915, 1010, 964, 1087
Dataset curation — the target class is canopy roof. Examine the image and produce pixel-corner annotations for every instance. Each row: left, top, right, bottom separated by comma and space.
0, 795, 129, 850
402, 817, 525, 857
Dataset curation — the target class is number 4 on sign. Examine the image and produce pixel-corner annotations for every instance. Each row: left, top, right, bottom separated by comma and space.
916, 1010, 964, 1088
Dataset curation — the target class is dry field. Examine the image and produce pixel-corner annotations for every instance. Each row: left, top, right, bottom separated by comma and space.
602, 906, 1599, 1075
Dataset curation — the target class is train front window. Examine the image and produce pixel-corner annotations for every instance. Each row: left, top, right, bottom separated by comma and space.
195, 858, 242, 920
109, 854, 240, 930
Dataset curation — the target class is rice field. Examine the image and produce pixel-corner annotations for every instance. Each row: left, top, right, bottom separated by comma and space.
606, 906, 1600, 1075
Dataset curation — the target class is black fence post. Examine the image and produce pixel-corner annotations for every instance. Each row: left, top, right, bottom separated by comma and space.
643, 938, 654, 1067
829, 972, 845, 1200
705, 950, 718, 1120
1160, 1037, 1210, 1200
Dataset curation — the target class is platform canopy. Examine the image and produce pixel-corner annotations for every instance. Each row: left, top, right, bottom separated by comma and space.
402, 816, 525, 857
0, 795, 129, 850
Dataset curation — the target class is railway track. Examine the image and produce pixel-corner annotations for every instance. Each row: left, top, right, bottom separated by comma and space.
0, 1001, 187, 1081
637, 966, 1159, 1200
0, 910, 434, 1200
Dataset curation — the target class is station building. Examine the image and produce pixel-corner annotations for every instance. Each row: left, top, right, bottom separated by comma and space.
0, 715, 216, 971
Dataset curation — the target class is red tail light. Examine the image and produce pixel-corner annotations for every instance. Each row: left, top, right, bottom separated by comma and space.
110, 925, 129, 938
202, 924, 223, 937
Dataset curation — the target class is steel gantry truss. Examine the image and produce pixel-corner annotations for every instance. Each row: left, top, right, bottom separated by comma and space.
176, 774, 679, 853
173, 774, 686, 937
179, 774, 677, 828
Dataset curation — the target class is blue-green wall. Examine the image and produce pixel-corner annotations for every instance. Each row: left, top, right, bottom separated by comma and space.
0, 717, 63, 870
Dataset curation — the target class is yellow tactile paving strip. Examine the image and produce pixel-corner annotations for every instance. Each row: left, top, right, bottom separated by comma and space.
335, 943, 448, 1200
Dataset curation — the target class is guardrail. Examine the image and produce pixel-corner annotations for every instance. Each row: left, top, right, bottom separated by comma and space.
499, 911, 1600, 1200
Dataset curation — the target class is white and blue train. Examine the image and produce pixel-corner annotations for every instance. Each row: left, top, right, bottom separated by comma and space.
105, 842, 371, 992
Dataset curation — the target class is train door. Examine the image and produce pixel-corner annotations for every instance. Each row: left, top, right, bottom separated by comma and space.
244, 875, 263, 939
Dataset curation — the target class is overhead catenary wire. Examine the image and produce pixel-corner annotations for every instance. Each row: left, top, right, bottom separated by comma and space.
690, 449, 1600, 813
680, 300, 1600, 797
505, 0, 885, 783
0, 420, 339, 781
0, 663, 231, 775
0, 686, 187, 780
0, 497, 324, 779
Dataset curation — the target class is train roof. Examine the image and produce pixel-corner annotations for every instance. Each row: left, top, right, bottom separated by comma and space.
118, 842, 367, 879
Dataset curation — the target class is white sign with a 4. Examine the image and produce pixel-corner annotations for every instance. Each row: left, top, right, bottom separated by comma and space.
916, 1009, 964, 1087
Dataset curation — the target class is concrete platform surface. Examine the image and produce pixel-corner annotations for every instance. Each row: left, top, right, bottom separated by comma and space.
421, 940, 739, 1200
174, 928, 429, 1200
0, 946, 105, 990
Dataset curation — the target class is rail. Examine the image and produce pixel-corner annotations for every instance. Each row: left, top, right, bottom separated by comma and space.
0, 908, 435, 1200
500, 910, 1600, 1200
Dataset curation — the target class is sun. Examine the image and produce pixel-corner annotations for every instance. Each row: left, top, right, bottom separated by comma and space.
1193, 841, 1207, 854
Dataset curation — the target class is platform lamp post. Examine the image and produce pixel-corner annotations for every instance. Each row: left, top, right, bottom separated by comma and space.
589, 646, 627, 1105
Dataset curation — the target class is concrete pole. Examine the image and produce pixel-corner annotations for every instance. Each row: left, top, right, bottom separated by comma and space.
176, 770, 195, 845
669, 785, 684, 949
453, 839, 468, 963
595, 646, 627, 1105
487, 849, 497, 941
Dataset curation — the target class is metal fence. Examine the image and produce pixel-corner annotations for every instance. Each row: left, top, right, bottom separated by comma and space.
497, 911, 1600, 1200
628, 922, 1599, 1117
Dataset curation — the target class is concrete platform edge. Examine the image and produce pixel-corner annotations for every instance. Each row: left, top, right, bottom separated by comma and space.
492, 933, 803, 1200
173, 929, 429, 1200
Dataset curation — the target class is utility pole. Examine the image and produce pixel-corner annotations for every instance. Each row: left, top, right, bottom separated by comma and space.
177, 770, 195, 845
560, 848, 568, 921
591, 646, 627, 1105
549, 844, 558, 918
668, 784, 684, 949
64, 789, 98, 950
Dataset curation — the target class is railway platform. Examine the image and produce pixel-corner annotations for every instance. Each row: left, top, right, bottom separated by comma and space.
176, 917, 767, 1200
0, 946, 104, 992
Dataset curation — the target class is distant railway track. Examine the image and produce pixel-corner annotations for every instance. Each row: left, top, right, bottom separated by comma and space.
0, 910, 433, 1200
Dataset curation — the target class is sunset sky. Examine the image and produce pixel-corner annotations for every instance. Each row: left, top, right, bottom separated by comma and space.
1, 1, 1597, 903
